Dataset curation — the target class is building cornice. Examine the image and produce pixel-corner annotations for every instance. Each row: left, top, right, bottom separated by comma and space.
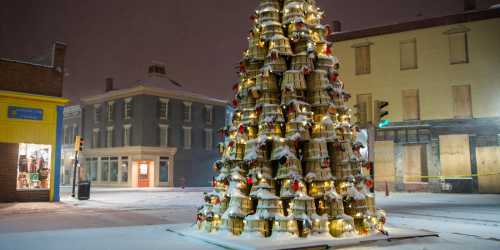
81, 85, 228, 107
81, 146, 178, 157
329, 8, 500, 42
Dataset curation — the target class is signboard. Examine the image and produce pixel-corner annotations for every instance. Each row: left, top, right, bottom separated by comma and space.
8, 106, 44, 120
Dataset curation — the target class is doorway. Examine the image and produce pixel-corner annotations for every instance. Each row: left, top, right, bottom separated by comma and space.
136, 161, 152, 188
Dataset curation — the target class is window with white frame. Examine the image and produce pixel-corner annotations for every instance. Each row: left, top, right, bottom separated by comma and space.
107, 101, 114, 122
124, 98, 133, 120
123, 124, 132, 146
183, 127, 192, 149
92, 128, 100, 148
106, 126, 114, 148
159, 98, 169, 120
94, 104, 101, 124
183, 102, 192, 122
204, 128, 213, 150
205, 105, 213, 124
159, 125, 169, 147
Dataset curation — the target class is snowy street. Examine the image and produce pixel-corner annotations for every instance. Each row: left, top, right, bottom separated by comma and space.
0, 189, 499, 249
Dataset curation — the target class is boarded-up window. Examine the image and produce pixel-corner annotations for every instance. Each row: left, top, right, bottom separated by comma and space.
403, 145, 427, 183
476, 147, 500, 193
448, 32, 469, 64
355, 45, 371, 75
400, 39, 417, 70
439, 134, 471, 177
402, 89, 420, 121
374, 141, 395, 184
356, 94, 372, 124
452, 85, 472, 118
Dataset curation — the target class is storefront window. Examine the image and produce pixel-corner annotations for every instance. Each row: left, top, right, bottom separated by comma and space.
101, 157, 109, 182
17, 143, 51, 190
121, 157, 129, 183
110, 157, 118, 182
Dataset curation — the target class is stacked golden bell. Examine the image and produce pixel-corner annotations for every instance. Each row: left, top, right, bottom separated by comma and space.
197, 0, 385, 239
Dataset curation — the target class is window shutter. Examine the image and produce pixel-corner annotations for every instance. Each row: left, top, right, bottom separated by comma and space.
402, 89, 420, 121
400, 40, 417, 70
355, 46, 371, 75
449, 32, 468, 64
356, 94, 372, 124
452, 85, 472, 118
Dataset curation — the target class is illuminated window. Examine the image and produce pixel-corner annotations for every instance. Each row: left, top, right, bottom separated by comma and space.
106, 126, 114, 148
16, 143, 52, 190
92, 128, 100, 148
159, 125, 169, 147
123, 125, 132, 146
107, 101, 114, 122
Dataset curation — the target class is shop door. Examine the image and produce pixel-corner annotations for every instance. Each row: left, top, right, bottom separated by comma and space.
476, 147, 500, 193
403, 144, 427, 183
137, 161, 150, 188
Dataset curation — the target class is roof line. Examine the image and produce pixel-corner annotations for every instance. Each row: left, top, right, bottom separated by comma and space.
329, 8, 500, 42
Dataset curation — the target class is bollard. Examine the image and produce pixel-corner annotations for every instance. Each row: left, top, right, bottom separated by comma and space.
385, 181, 390, 197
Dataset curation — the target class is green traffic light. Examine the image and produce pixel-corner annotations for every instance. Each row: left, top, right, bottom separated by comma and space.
378, 119, 390, 128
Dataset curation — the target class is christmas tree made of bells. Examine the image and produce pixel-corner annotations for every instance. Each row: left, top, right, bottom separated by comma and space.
196, 0, 386, 239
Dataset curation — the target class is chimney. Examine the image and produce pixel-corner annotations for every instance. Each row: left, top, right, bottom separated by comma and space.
464, 0, 476, 11
332, 20, 342, 33
52, 41, 67, 71
105, 78, 114, 92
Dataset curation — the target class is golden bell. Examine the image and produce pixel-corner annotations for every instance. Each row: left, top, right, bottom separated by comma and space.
332, 163, 353, 181
250, 177, 277, 197
268, 34, 293, 56
244, 214, 271, 237
276, 158, 303, 180
311, 214, 329, 234
286, 101, 313, 121
257, 6, 280, 23
224, 195, 253, 218
272, 215, 299, 236
291, 52, 314, 72
238, 95, 257, 110
221, 214, 245, 236
306, 179, 334, 198
260, 21, 284, 41
310, 24, 327, 43
292, 40, 315, 54
329, 140, 353, 165
303, 138, 329, 160
248, 36, 267, 61
328, 216, 355, 237
343, 187, 369, 220
254, 187, 284, 220
311, 115, 336, 141
223, 140, 246, 161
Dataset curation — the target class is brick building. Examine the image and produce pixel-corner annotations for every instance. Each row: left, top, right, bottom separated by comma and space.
0, 42, 68, 202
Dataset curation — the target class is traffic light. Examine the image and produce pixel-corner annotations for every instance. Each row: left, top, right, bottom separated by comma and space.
74, 136, 84, 152
374, 100, 390, 128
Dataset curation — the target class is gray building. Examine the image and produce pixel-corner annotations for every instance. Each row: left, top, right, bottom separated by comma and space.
79, 72, 227, 188
61, 105, 82, 185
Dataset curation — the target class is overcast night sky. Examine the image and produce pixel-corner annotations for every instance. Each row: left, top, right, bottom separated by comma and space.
1, 0, 499, 103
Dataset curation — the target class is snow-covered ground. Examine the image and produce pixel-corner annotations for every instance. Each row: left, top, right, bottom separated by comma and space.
0, 189, 499, 249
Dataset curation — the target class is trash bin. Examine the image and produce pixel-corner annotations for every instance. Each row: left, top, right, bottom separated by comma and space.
78, 181, 91, 200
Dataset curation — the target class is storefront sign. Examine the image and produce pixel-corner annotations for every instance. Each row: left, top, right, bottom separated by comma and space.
8, 106, 44, 120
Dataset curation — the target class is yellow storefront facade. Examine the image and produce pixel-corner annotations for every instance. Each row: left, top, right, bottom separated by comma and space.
0, 90, 68, 201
